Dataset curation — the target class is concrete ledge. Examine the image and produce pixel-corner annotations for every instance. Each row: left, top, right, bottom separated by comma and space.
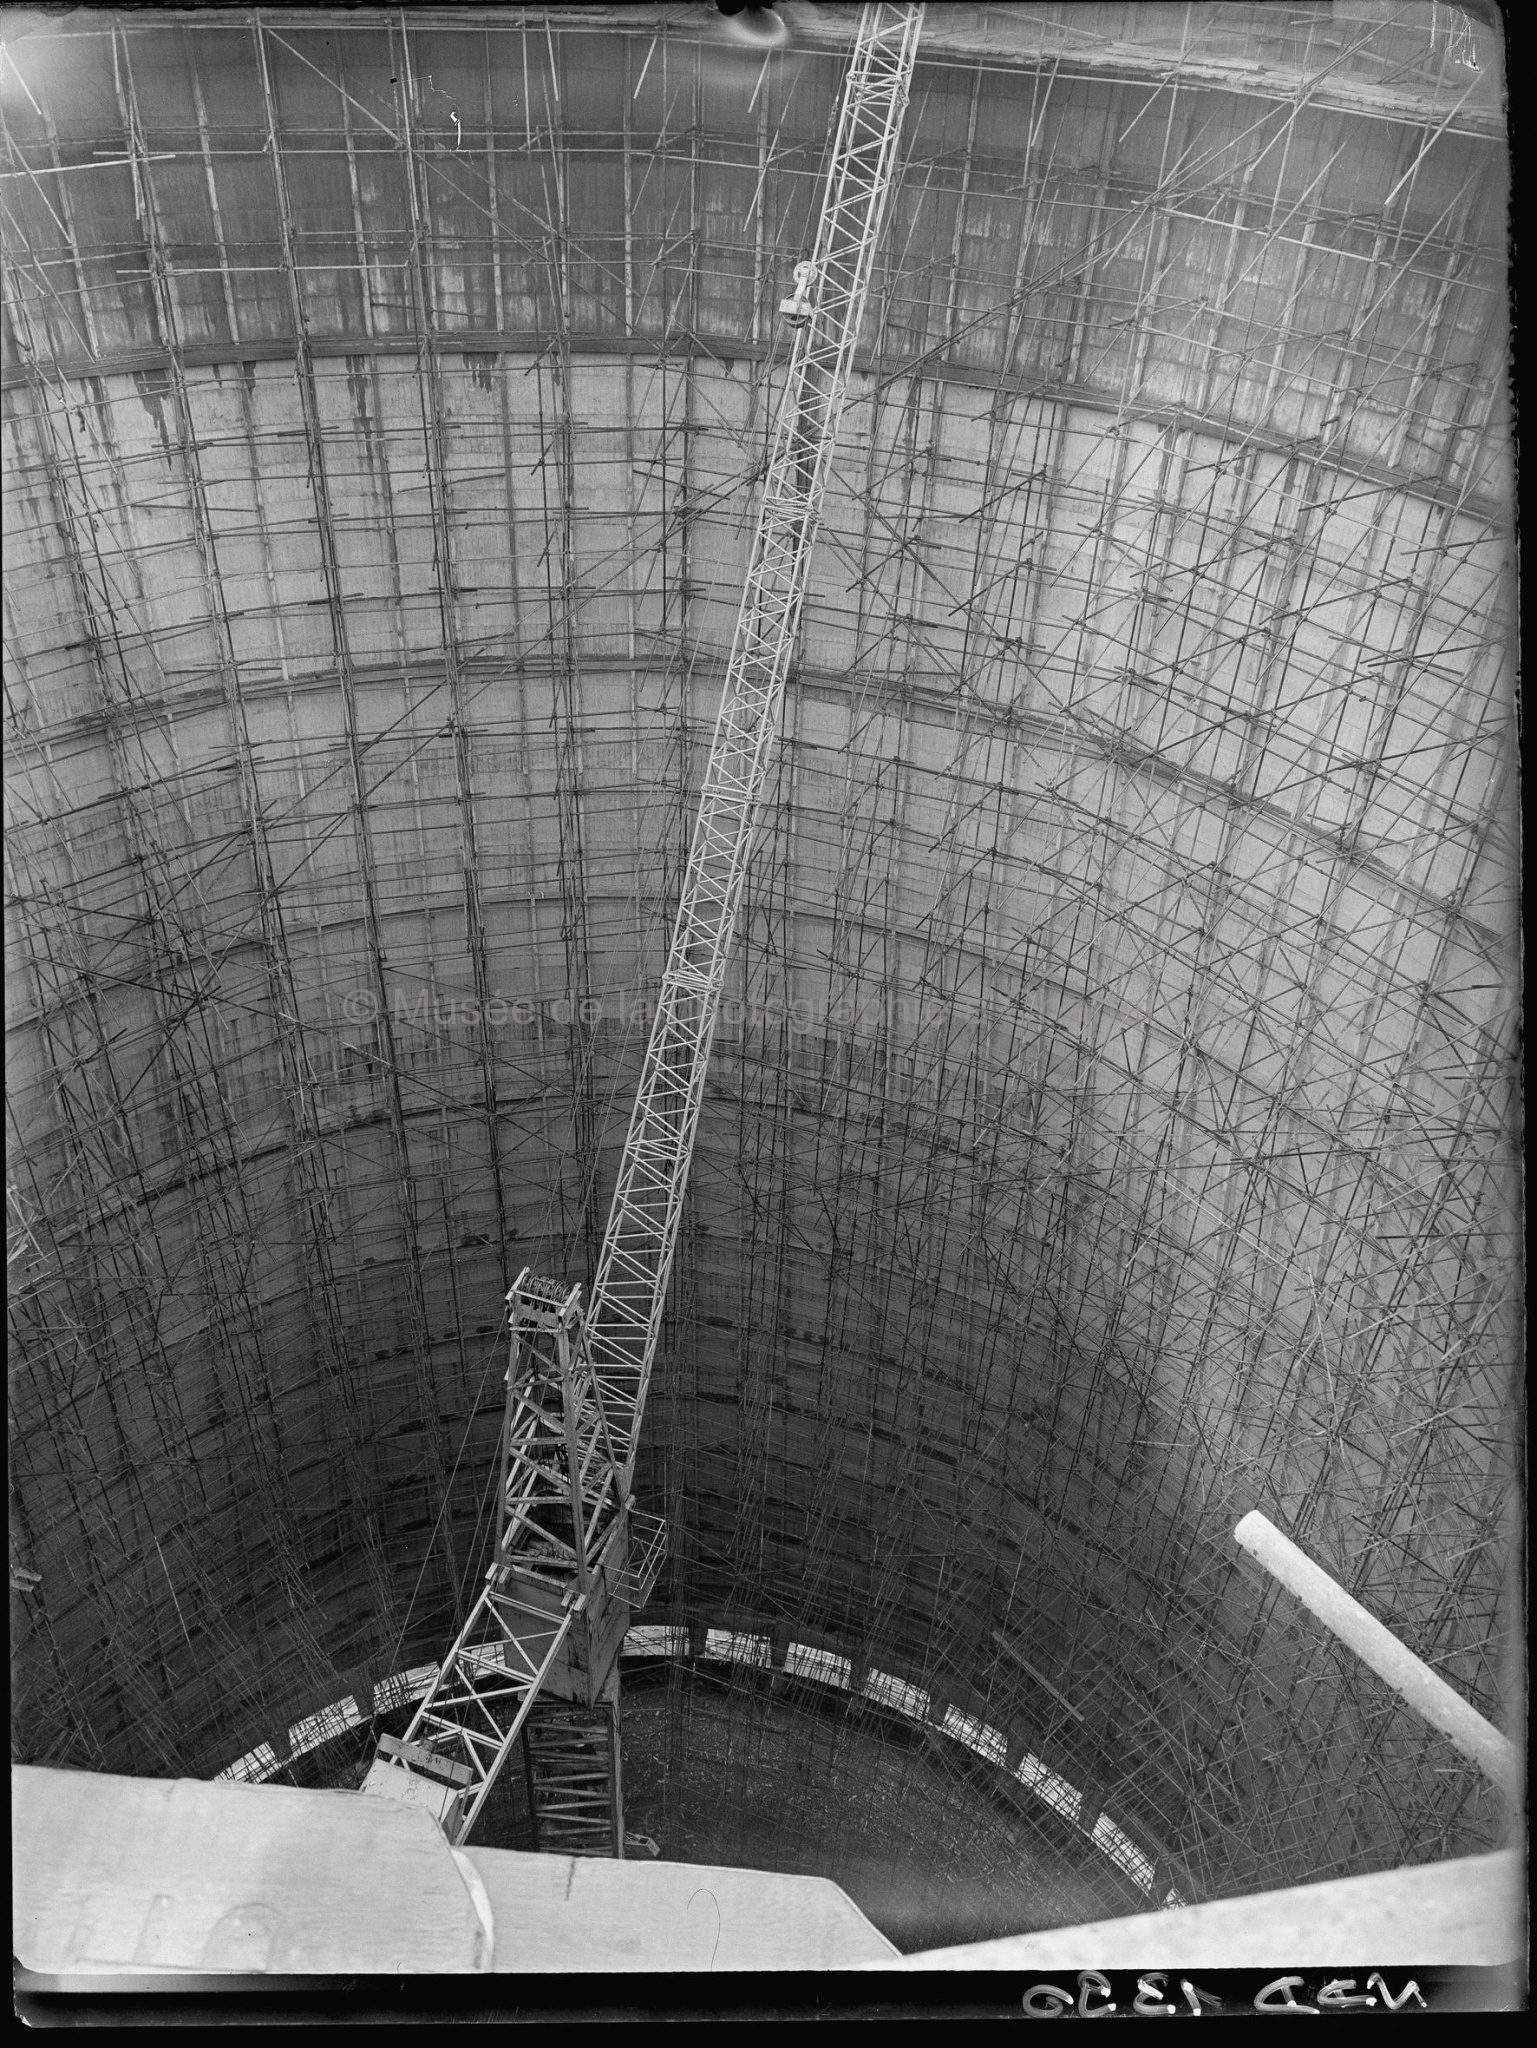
880, 1849, 1523, 1970
13, 1763, 896, 1974
465, 1845, 897, 1971
12, 1765, 493, 1974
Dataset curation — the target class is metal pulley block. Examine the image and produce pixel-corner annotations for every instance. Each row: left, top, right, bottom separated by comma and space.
779, 260, 817, 323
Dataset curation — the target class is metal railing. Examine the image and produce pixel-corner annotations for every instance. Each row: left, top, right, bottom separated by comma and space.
617, 1511, 669, 1612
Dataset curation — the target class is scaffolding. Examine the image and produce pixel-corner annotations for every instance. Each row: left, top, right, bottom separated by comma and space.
3, 1, 1516, 1924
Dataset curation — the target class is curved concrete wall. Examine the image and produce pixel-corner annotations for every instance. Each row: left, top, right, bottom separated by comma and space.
5, 6, 1517, 1905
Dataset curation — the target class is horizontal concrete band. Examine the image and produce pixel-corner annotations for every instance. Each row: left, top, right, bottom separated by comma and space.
18, 4, 1505, 134
8, 339, 1498, 531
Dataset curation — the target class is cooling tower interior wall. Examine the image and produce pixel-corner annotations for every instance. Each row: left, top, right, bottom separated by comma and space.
5, 2, 1518, 1916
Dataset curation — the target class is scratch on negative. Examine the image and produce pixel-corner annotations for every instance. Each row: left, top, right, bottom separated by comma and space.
686, 1888, 721, 1972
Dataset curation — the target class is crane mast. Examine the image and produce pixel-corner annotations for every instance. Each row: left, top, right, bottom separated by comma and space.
362, 1, 923, 1854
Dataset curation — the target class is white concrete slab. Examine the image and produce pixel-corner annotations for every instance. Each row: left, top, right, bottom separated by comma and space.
12, 1765, 493, 1974
14, 1764, 896, 1974
883, 1849, 1523, 1969
465, 1845, 899, 1970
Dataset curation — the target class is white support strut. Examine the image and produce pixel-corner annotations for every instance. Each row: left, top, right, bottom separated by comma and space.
1234, 1511, 1519, 1796
364, 2, 924, 1849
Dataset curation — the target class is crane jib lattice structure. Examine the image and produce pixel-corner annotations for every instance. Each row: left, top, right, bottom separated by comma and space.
359, 2, 924, 1855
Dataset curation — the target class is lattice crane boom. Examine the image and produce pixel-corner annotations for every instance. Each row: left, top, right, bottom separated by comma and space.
585, 0, 925, 1491
361, 2, 923, 1854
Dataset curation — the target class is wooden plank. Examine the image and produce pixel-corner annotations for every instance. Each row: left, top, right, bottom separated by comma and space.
376, 1734, 475, 1787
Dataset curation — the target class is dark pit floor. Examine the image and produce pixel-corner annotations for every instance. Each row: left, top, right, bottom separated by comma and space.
614, 1663, 1134, 1951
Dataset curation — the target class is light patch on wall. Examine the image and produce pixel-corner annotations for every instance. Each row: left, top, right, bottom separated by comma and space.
863, 1668, 929, 1720
784, 1643, 852, 1688
942, 1706, 1010, 1767
373, 1664, 440, 1714
705, 1628, 773, 1668
216, 1742, 279, 1784
1015, 1751, 1082, 1825
288, 1696, 364, 1758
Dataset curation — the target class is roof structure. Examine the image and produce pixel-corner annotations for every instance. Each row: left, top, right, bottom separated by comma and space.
3, 1, 1518, 1939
